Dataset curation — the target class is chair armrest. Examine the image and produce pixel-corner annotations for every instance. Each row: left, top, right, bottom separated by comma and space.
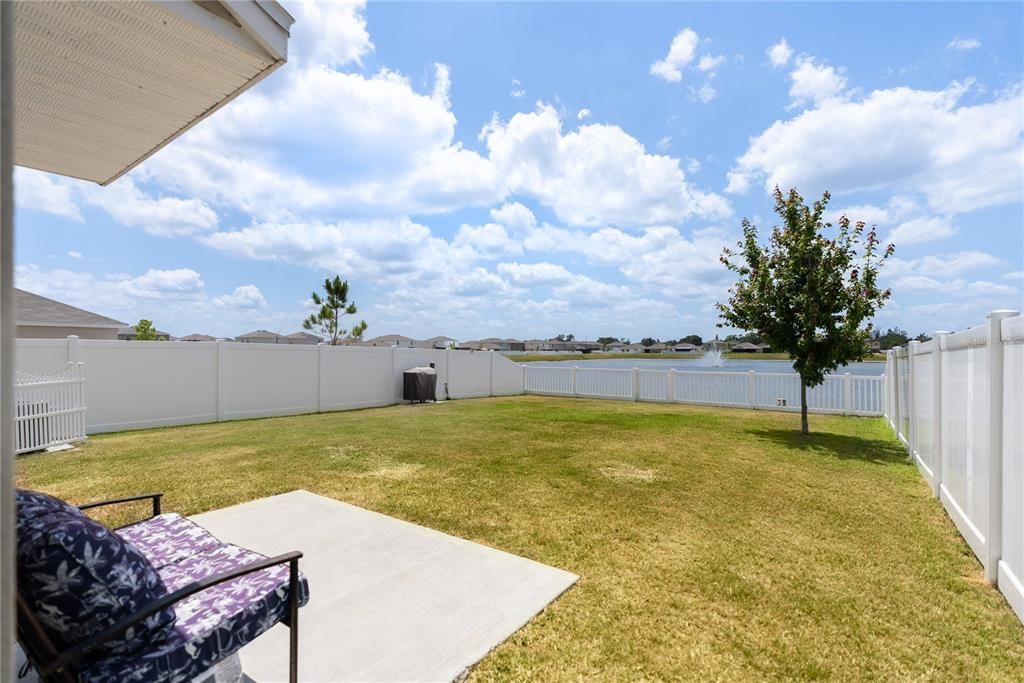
40, 550, 304, 678
78, 493, 163, 519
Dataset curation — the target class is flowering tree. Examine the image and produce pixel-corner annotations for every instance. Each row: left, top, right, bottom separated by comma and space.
717, 187, 894, 434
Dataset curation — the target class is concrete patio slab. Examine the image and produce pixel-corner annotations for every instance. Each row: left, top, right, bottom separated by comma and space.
191, 490, 578, 682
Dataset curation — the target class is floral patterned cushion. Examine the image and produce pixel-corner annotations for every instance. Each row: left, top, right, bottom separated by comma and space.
79, 544, 310, 683
15, 489, 177, 661
118, 514, 222, 570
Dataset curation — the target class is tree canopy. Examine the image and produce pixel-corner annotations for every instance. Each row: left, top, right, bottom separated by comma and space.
303, 276, 367, 345
717, 187, 894, 434
133, 319, 157, 341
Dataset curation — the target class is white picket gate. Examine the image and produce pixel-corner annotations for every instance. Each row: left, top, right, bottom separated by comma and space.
14, 363, 86, 454
524, 365, 883, 416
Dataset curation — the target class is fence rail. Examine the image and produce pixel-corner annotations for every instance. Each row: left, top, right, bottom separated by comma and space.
884, 309, 1023, 625
525, 366, 883, 416
14, 363, 86, 454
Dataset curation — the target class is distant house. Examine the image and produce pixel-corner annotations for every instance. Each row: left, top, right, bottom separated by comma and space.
670, 342, 698, 353
464, 338, 526, 352
645, 343, 668, 353
418, 336, 457, 349
236, 330, 281, 344
15, 288, 125, 340
283, 331, 322, 345
868, 340, 882, 352
757, 343, 772, 352
702, 338, 728, 352
607, 342, 628, 353
731, 341, 763, 353
573, 341, 601, 353
623, 343, 646, 353
118, 326, 171, 341
366, 334, 417, 348
180, 333, 218, 342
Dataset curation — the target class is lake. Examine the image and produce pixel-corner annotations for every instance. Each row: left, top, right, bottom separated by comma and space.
525, 357, 885, 376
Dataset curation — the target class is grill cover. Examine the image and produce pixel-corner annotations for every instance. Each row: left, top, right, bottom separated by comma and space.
403, 368, 437, 402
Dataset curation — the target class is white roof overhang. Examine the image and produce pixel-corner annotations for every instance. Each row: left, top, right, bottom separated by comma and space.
13, 0, 293, 185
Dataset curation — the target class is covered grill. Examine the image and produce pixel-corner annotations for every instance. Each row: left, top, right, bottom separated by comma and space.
403, 366, 437, 403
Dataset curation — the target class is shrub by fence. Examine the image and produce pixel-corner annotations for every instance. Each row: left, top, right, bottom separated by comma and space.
15, 337, 525, 434
884, 309, 1023, 624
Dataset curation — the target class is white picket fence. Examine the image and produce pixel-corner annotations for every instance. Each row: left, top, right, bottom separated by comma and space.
525, 365, 883, 416
15, 337, 525, 434
14, 363, 86, 454
884, 309, 1024, 624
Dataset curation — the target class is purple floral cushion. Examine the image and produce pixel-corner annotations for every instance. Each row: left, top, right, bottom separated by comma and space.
118, 514, 222, 570
79, 544, 310, 683
15, 489, 176, 660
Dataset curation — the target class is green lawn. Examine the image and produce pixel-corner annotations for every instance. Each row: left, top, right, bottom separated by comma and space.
16, 397, 1023, 680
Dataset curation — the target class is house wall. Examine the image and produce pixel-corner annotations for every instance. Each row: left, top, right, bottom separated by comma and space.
14, 338, 526, 433
17, 325, 117, 340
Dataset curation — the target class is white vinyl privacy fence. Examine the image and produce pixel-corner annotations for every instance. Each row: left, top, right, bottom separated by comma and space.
884, 309, 1023, 624
15, 337, 524, 434
14, 363, 86, 454
525, 366, 883, 415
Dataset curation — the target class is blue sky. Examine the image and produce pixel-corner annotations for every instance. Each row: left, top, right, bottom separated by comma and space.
14, 1, 1023, 341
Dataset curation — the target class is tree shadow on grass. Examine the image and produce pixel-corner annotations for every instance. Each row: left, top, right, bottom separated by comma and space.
747, 427, 908, 465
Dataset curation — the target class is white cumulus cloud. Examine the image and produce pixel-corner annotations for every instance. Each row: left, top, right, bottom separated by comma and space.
650, 28, 700, 82
481, 103, 730, 227
766, 39, 793, 68
725, 82, 1023, 215
947, 37, 981, 51
788, 56, 848, 108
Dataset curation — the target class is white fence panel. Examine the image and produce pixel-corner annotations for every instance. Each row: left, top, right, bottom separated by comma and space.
882, 310, 1023, 623
939, 325, 991, 560
13, 338, 529, 435
1000, 315, 1024, 621
675, 371, 748, 407
638, 369, 669, 402
83, 340, 219, 431
15, 339, 72, 375
577, 368, 634, 400
910, 341, 937, 486
14, 363, 86, 454
523, 365, 884, 416
320, 346, 394, 410
493, 354, 526, 396
449, 351, 492, 399
524, 366, 573, 395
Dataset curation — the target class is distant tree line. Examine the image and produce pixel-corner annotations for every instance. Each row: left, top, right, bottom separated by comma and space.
871, 327, 930, 350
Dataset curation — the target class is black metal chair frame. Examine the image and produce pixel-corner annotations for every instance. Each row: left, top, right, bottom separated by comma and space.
17, 493, 302, 683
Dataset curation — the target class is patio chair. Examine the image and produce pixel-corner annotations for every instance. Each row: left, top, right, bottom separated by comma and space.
15, 489, 309, 683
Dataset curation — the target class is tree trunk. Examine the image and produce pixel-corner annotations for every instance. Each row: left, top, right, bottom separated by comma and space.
800, 380, 809, 435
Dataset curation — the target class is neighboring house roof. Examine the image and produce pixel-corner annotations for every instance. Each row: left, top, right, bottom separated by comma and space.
15, 288, 125, 329
422, 336, 456, 343
236, 330, 280, 340
731, 342, 762, 350
367, 334, 415, 343
284, 331, 322, 342
180, 334, 218, 342
672, 343, 697, 350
